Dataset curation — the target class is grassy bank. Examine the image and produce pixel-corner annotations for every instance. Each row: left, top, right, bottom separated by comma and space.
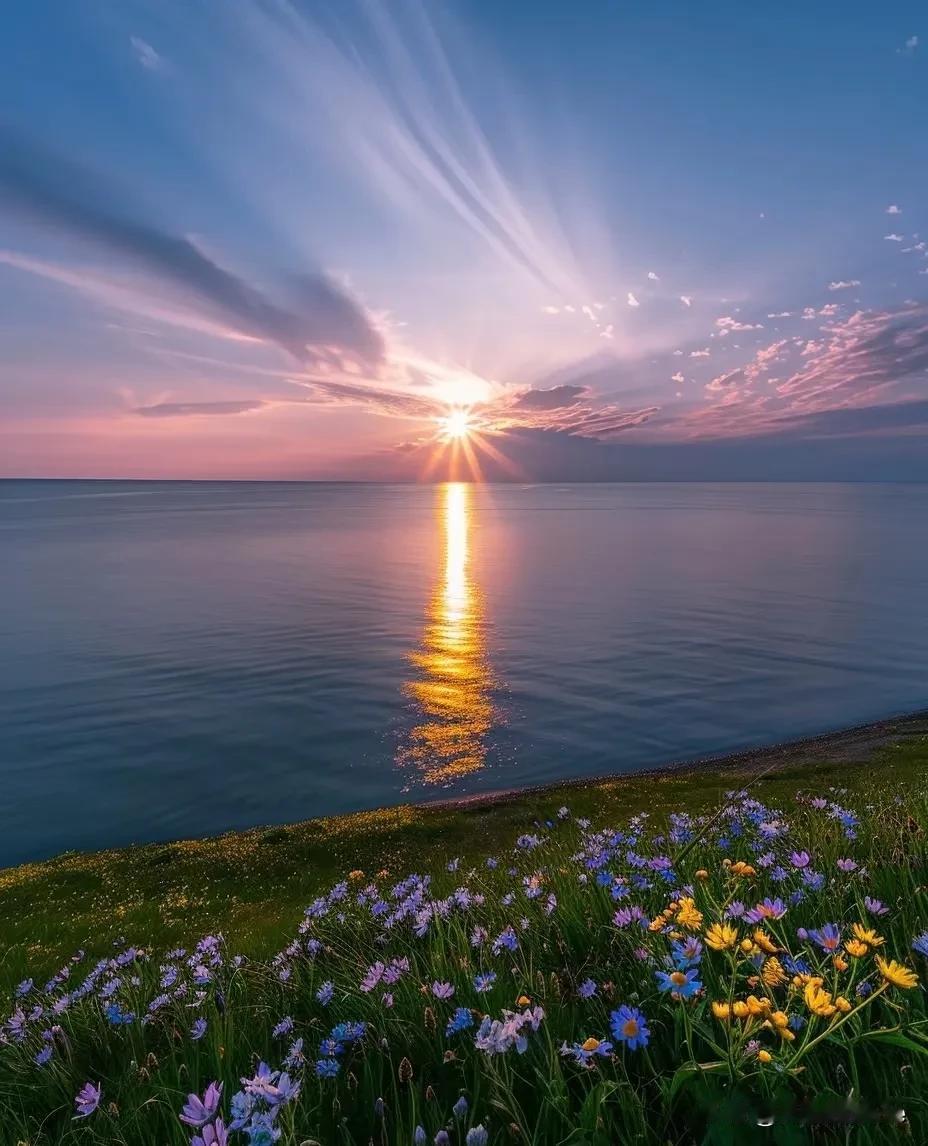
2, 718, 928, 1143
2, 716, 926, 994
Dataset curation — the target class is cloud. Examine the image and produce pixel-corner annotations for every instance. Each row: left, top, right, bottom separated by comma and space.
886, 204, 902, 215
129, 36, 162, 71
767, 311, 793, 318
776, 305, 928, 409
898, 35, 919, 55
828, 279, 860, 291
884, 233, 904, 242
647, 271, 659, 281
689, 348, 710, 357
134, 400, 267, 417
671, 371, 684, 384
715, 315, 763, 335
680, 295, 692, 307
627, 292, 640, 307
513, 384, 588, 410
0, 130, 384, 368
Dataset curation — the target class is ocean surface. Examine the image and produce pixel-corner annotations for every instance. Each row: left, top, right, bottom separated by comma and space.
1, 480, 927, 866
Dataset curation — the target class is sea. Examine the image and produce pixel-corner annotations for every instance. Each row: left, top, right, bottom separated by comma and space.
1, 480, 926, 865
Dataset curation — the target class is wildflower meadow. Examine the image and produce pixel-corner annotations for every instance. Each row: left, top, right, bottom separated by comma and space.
3, 776, 928, 1144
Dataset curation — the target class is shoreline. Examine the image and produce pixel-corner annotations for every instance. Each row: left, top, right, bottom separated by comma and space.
425, 707, 928, 813
1, 707, 926, 988
2, 707, 926, 878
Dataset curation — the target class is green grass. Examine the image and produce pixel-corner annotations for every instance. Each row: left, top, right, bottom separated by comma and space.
2, 732, 928, 1144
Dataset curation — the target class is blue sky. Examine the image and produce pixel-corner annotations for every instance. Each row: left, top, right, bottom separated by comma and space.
1, 0, 926, 479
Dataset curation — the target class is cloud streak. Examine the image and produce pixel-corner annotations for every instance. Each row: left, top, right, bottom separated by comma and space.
0, 130, 383, 368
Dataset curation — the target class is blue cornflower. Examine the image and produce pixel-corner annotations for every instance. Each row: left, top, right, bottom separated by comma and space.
446, 1007, 475, 1036
473, 972, 497, 993
610, 1005, 650, 1050
272, 1016, 294, 1038
912, 932, 928, 957
104, 1002, 134, 1026
432, 981, 455, 999
578, 978, 598, 999
453, 1095, 469, 1119
190, 1018, 208, 1040
466, 1127, 489, 1146
671, 937, 703, 969
315, 1059, 340, 1078
655, 968, 702, 999
35, 1044, 53, 1066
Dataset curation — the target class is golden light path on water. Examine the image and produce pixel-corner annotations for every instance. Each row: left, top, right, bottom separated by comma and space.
397, 482, 495, 784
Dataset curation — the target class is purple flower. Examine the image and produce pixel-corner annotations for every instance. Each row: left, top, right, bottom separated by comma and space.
316, 981, 334, 1005
272, 1016, 294, 1038
473, 971, 496, 993
836, 858, 858, 873
74, 1081, 102, 1118
190, 1018, 208, 1041
578, 978, 597, 999
361, 962, 386, 993
790, 851, 811, 869
809, 923, 841, 952
466, 1127, 489, 1146
912, 932, 928, 958
192, 1119, 229, 1146
453, 1096, 469, 1119
865, 896, 889, 916
432, 981, 455, 1000
180, 1082, 223, 1127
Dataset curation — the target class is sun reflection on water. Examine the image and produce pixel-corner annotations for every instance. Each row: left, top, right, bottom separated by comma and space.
397, 482, 495, 785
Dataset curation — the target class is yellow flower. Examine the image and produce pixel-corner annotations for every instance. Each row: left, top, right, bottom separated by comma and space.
675, 897, 704, 931
705, 922, 738, 951
757, 1049, 772, 1063
732, 1000, 749, 1019
833, 955, 849, 973
695, 869, 709, 881
746, 995, 771, 1015
581, 1037, 601, 1052
845, 939, 869, 958
835, 996, 852, 1013
753, 929, 779, 955
740, 938, 760, 956
762, 957, 787, 987
852, 924, 885, 947
876, 957, 918, 990
348, 869, 365, 880
804, 980, 837, 1018
516, 995, 531, 1006
711, 1001, 732, 1021
730, 860, 756, 878
767, 1011, 795, 1041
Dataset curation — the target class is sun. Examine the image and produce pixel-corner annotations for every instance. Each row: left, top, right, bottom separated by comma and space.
439, 408, 473, 440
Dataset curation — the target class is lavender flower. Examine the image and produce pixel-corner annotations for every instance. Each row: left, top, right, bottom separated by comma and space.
74, 1081, 102, 1118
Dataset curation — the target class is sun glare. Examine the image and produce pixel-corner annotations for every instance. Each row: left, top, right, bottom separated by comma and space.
439, 408, 472, 440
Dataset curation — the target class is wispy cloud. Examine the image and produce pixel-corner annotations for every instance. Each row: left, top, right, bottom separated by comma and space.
129, 36, 162, 71
828, 279, 860, 291
0, 130, 384, 368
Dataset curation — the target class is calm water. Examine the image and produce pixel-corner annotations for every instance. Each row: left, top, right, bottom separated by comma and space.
1, 480, 927, 865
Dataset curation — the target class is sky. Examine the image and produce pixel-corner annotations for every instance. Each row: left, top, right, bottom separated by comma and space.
1, 0, 927, 481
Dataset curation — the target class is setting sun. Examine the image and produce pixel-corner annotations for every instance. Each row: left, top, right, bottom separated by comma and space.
439, 408, 473, 440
